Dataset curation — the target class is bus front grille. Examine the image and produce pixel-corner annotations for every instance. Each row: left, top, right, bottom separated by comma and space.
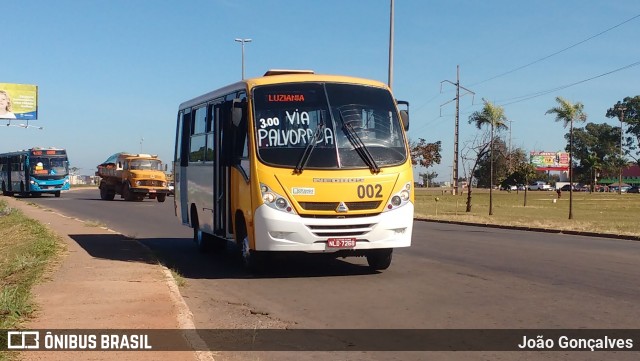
299, 201, 381, 211
306, 223, 375, 237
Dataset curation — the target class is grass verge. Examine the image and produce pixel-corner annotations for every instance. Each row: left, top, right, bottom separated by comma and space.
0, 200, 61, 359
416, 188, 640, 237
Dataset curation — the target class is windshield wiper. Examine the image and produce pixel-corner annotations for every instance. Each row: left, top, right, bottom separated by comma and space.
294, 122, 325, 174
340, 113, 380, 173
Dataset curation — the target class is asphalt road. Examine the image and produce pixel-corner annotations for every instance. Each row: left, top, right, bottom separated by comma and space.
20, 189, 640, 360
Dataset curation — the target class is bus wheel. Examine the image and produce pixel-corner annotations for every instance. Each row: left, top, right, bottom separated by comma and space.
192, 210, 211, 253
366, 249, 393, 271
157, 194, 166, 203
237, 220, 265, 273
54, 191, 61, 198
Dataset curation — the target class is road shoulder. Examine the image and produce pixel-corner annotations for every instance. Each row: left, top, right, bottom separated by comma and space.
4, 196, 204, 361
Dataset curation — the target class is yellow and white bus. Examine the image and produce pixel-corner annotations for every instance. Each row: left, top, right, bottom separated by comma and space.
174, 70, 413, 271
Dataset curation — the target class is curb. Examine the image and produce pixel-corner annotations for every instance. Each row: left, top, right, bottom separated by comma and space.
416, 217, 640, 242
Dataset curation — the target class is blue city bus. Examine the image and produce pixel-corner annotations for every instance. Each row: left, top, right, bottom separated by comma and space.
0, 147, 70, 197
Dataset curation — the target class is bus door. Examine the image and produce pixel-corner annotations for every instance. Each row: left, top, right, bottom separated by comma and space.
213, 102, 227, 236
177, 110, 190, 225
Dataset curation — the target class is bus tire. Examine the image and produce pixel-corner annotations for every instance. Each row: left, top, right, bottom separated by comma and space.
366, 249, 393, 271
191, 207, 211, 253
157, 194, 166, 203
54, 191, 61, 198
236, 217, 266, 273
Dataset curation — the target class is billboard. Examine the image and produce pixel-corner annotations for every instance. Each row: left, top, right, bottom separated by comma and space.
0, 83, 38, 120
530, 151, 569, 171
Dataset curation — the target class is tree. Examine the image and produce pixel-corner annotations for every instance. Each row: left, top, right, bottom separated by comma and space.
468, 99, 508, 216
606, 96, 640, 166
461, 133, 491, 213
473, 137, 509, 188
570, 123, 622, 185
418, 171, 438, 187
511, 162, 537, 207
410, 138, 442, 169
545, 96, 587, 220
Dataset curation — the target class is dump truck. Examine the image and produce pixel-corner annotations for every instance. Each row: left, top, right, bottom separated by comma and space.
96, 152, 170, 202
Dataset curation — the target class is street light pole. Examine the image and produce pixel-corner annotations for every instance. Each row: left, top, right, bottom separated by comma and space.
388, 0, 394, 89
234, 38, 252, 80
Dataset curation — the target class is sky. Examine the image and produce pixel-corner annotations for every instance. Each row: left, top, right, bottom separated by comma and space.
2, 0, 640, 181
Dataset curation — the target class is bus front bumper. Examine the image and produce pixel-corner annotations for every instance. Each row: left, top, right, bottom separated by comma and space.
253, 203, 413, 252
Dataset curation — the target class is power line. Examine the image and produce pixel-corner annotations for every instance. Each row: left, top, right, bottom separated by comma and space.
470, 13, 640, 87
498, 59, 640, 106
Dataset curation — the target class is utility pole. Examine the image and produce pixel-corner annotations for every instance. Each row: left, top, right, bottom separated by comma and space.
441, 65, 475, 196
616, 105, 627, 195
508, 119, 514, 173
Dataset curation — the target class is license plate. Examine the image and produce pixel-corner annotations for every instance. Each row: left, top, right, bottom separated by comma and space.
327, 238, 356, 248
149, 189, 156, 193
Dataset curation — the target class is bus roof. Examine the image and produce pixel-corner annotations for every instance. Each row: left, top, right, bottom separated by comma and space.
178, 71, 390, 110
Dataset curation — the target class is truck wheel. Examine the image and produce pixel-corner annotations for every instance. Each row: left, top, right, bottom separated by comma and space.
366, 249, 393, 271
122, 183, 135, 201
99, 187, 107, 200
157, 194, 166, 203
54, 191, 61, 198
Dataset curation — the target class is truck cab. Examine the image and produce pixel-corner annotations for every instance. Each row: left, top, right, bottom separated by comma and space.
96, 153, 170, 202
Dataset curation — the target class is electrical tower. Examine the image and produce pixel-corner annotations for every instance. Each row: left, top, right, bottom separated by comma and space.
440, 65, 475, 195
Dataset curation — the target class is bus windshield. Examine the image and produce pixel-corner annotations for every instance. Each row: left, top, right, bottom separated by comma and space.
31, 157, 69, 176
253, 83, 407, 169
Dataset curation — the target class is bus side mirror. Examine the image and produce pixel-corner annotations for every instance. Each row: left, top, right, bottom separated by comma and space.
164, 164, 168, 172
232, 98, 245, 127
397, 100, 410, 131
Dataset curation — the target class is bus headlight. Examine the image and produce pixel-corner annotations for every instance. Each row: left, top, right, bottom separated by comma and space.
135, 180, 141, 186
262, 192, 276, 203
384, 182, 412, 212
260, 183, 296, 214
275, 198, 288, 209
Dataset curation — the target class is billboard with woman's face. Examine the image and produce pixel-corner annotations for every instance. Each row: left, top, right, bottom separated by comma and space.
0, 83, 38, 120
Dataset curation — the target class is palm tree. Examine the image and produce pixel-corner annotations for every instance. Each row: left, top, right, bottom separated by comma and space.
468, 99, 508, 215
545, 96, 587, 219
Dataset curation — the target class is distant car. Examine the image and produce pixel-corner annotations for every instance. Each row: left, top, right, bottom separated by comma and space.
168, 182, 175, 196
500, 185, 517, 191
627, 186, 640, 193
559, 184, 576, 192
528, 181, 553, 191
